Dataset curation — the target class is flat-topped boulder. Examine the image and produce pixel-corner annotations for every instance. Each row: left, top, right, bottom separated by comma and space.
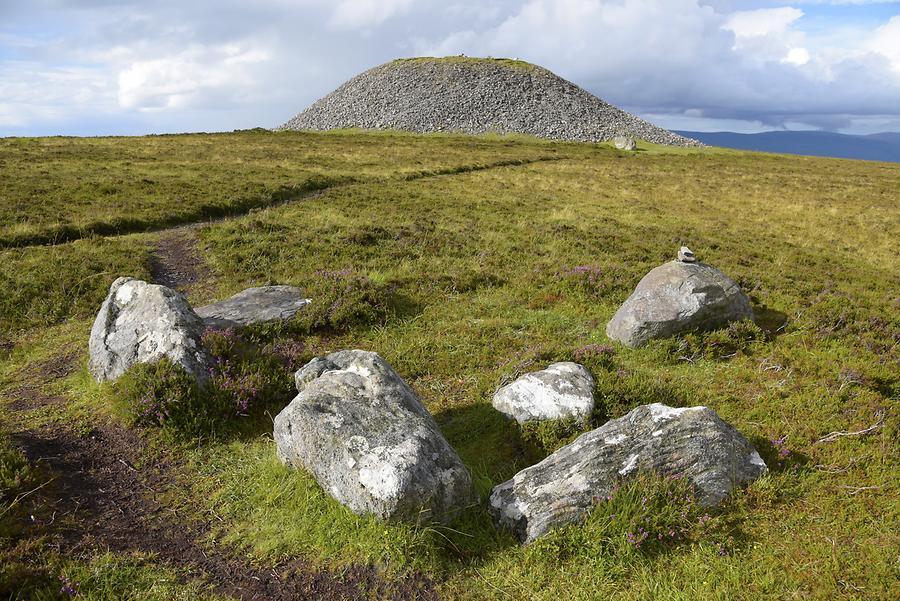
88, 277, 212, 383
195, 285, 309, 328
492, 362, 595, 423
274, 350, 476, 524
606, 250, 753, 347
489, 403, 767, 543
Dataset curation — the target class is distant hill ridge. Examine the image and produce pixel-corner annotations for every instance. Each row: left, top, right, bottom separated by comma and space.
677, 130, 900, 163
279, 57, 701, 147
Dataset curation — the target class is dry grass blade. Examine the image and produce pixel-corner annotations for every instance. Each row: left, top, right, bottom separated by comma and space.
816, 415, 885, 444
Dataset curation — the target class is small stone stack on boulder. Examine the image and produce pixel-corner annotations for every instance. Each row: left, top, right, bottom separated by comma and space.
606, 247, 753, 347
274, 350, 476, 524
489, 403, 767, 543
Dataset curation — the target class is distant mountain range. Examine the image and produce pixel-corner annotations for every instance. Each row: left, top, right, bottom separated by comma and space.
675, 130, 900, 163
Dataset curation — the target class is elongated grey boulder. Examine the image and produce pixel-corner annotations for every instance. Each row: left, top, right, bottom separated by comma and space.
489, 403, 767, 543
274, 350, 476, 524
493, 362, 595, 423
195, 285, 310, 328
88, 277, 212, 383
606, 259, 753, 348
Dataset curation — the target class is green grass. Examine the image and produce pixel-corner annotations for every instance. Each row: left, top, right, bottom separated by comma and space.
391, 56, 542, 71
0, 130, 584, 247
0, 130, 897, 599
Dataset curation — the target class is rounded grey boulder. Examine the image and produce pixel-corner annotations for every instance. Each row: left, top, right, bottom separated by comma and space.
274, 350, 476, 524
489, 403, 767, 544
88, 277, 212, 383
606, 260, 753, 348
492, 362, 595, 423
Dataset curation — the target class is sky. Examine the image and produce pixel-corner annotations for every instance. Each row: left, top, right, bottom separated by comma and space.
1, 0, 900, 137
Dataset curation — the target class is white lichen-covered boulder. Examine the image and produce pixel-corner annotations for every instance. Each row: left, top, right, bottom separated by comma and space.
489, 403, 767, 543
88, 277, 212, 383
195, 285, 310, 328
606, 252, 753, 348
613, 135, 637, 151
274, 350, 476, 524
492, 362, 595, 423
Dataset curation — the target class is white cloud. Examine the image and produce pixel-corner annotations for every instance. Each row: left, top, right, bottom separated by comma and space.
868, 15, 900, 74
723, 7, 804, 38
117, 44, 270, 110
783, 46, 811, 65
328, 0, 415, 31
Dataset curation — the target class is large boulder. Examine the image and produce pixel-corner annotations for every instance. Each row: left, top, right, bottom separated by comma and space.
613, 135, 637, 151
88, 277, 212, 383
195, 285, 310, 328
492, 362, 595, 423
606, 253, 753, 348
274, 350, 476, 524
489, 403, 767, 543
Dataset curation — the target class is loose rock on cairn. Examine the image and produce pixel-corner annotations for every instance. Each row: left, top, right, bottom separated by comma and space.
606, 247, 753, 347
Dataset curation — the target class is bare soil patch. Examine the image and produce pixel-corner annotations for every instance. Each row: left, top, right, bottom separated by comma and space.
3, 351, 78, 411
148, 227, 210, 291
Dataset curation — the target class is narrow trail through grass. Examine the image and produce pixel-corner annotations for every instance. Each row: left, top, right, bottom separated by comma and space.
1, 149, 568, 249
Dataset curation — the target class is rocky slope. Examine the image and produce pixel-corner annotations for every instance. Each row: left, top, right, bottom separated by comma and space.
279, 57, 701, 147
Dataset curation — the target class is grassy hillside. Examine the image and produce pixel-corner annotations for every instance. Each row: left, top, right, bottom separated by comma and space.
0, 130, 578, 247
0, 130, 897, 600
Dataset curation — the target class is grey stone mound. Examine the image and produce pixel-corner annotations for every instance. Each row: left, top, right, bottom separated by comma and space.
279, 58, 702, 147
489, 403, 767, 543
606, 259, 753, 348
492, 362, 595, 423
274, 350, 477, 524
195, 285, 310, 328
88, 277, 212, 383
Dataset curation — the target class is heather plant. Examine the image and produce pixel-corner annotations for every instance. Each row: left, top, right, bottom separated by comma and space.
264, 338, 312, 371
1, 434, 34, 539
668, 319, 767, 362
115, 359, 230, 437
528, 471, 729, 562
554, 264, 611, 300
203, 327, 293, 418
294, 269, 388, 332
116, 329, 294, 438
573, 343, 617, 371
